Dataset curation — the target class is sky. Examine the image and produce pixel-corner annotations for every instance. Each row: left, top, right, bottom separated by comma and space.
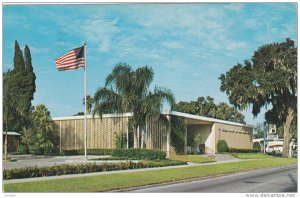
2, 3, 297, 125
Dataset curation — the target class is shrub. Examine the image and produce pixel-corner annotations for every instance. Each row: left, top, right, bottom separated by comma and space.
79, 149, 114, 155
3, 160, 186, 180
199, 144, 205, 154
253, 142, 261, 151
217, 140, 228, 153
170, 117, 186, 154
114, 133, 127, 149
112, 148, 166, 160
228, 147, 260, 153
62, 149, 114, 156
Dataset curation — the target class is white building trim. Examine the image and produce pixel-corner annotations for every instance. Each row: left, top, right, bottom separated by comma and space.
52, 112, 133, 121
161, 111, 253, 128
52, 111, 253, 128
2, 132, 21, 136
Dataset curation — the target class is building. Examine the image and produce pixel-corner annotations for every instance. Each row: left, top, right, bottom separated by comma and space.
2, 132, 21, 153
53, 111, 253, 157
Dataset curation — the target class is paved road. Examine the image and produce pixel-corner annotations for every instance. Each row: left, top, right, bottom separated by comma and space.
130, 165, 297, 193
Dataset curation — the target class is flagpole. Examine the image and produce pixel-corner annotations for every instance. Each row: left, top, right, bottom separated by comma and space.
84, 42, 87, 160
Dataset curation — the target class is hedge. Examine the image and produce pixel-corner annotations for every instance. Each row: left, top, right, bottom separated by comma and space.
3, 160, 186, 180
112, 148, 166, 160
228, 148, 260, 153
62, 149, 114, 156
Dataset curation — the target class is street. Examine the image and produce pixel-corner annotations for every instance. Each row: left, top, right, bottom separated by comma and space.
129, 165, 297, 193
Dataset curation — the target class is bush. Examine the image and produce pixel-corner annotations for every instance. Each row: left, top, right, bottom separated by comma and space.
228, 147, 260, 153
79, 149, 114, 155
3, 160, 186, 180
199, 144, 205, 154
253, 142, 261, 151
217, 140, 228, 153
170, 117, 186, 154
112, 148, 166, 160
62, 149, 114, 156
61, 150, 79, 155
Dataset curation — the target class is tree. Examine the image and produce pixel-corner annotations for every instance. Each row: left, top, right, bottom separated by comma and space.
74, 112, 84, 116
24, 45, 36, 112
82, 95, 94, 115
219, 38, 297, 157
93, 63, 175, 148
3, 71, 16, 159
13, 40, 25, 71
173, 96, 245, 124
5, 41, 36, 131
31, 104, 59, 155
253, 123, 264, 138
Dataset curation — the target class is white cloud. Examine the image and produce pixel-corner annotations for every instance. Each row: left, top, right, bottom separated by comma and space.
30, 46, 50, 54
160, 41, 184, 49
83, 18, 120, 52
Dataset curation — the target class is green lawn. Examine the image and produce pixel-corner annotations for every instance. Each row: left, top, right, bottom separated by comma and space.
4, 157, 296, 192
232, 153, 275, 159
170, 155, 215, 163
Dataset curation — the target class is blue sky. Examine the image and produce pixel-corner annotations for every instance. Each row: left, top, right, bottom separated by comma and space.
3, 3, 297, 125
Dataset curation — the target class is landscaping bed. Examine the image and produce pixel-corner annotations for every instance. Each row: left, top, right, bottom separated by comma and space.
62, 148, 166, 160
3, 160, 186, 180
4, 157, 296, 192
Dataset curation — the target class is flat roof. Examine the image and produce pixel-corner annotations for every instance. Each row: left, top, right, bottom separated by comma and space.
52, 112, 133, 121
53, 111, 252, 128
162, 111, 252, 128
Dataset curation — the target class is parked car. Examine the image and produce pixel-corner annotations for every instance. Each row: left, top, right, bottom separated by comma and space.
266, 141, 283, 155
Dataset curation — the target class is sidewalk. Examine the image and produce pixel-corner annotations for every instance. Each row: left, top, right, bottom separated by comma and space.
3, 158, 255, 184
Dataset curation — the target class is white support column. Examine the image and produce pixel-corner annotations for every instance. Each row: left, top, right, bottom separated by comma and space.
145, 120, 148, 149
59, 120, 62, 154
91, 119, 93, 148
166, 115, 171, 159
137, 126, 140, 148
126, 117, 129, 149
74, 119, 77, 150
184, 118, 188, 155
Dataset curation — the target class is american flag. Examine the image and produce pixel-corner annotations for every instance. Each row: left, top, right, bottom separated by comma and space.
55, 45, 85, 71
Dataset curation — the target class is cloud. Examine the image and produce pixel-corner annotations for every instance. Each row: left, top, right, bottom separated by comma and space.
160, 41, 184, 49
82, 18, 120, 52
30, 46, 50, 54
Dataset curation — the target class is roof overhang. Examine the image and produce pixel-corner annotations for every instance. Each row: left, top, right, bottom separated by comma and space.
3, 132, 21, 136
162, 111, 253, 128
52, 111, 253, 128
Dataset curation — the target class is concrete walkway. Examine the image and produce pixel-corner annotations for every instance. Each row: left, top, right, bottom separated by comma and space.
3, 158, 255, 184
214, 154, 239, 162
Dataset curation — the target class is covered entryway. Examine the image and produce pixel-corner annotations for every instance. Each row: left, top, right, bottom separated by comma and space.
162, 111, 253, 156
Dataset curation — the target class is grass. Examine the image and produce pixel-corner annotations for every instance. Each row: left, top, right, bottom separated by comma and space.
4, 157, 296, 192
231, 153, 275, 159
170, 154, 215, 163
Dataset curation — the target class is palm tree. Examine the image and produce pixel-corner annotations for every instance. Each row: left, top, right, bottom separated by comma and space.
3, 71, 24, 159
3, 71, 13, 160
82, 95, 94, 115
93, 63, 175, 148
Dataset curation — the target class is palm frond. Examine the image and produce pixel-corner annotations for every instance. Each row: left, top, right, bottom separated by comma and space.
93, 87, 123, 118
